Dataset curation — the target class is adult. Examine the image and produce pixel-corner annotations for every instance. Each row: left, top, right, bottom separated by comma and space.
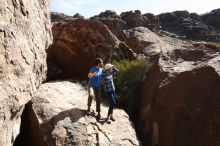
87, 58, 103, 119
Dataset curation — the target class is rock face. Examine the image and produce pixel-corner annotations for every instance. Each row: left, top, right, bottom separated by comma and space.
122, 27, 164, 55
158, 11, 215, 40
91, 10, 220, 41
137, 36, 220, 146
27, 81, 140, 146
91, 11, 127, 40
120, 10, 148, 29
47, 18, 135, 80
201, 9, 220, 31
51, 12, 72, 23
0, 0, 52, 146
73, 13, 84, 19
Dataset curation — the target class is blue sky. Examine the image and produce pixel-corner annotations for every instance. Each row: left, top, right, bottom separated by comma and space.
50, 0, 220, 18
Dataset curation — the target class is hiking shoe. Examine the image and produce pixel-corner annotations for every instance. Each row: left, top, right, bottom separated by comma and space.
106, 116, 111, 124
110, 115, 115, 121
96, 113, 101, 119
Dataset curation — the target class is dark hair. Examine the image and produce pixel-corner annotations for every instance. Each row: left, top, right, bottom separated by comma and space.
95, 58, 103, 65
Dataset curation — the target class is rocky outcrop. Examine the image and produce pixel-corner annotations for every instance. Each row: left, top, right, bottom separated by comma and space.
120, 10, 148, 29
158, 11, 216, 40
201, 9, 220, 31
47, 18, 135, 80
73, 13, 84, 19
122, 27, 164, 55
91, 10, 121, 19
137, 37, 220, 146
91, 10, 127, 40
146, 10, 220, 41
28, 81, 140, 146
51, 12, 72, 23
0, 0, 52, 145
90, 9, 220, 41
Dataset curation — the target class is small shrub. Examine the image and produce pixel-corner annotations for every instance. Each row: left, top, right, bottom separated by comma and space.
112, 59, 149, 116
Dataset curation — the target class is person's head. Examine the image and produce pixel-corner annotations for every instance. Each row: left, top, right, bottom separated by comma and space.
104, 63, 113, 72
95, 58, 103, 68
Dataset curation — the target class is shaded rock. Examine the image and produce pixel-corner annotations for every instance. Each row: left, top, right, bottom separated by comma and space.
90, 10, 128, 41
120, 10, 148, 29
157, 11, 220, 41
190, 13, 201, 21
0, 0, 52, 145
173, 10, 190, 18
91, 10, 121, 19
159, 12, 178, 27
188, 25, 212, 40
136, 37, 220, 146
72, 13, 84, 19
118, 42, 137, 60
91, 14, 127, 40
51, 12, 72, 23
90, 9, 220, 41
201, 8, 220, 31
47, 19, 134, 79
30, 81, 140, 146
143, 13, 160, 24
143, 13, 160, 31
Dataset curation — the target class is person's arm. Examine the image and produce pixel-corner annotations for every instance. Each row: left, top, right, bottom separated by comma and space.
113, 66, 119, 72
110, 66, 119, 75
88, 72, 97, 78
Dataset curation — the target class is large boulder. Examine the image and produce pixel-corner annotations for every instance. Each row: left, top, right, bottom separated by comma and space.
136, 37, 220, 146
72, 13, 84, 19
201, 9, 220, 31
121, 27, 165, 56
156, 10, 220, 41
47, 18, 135, 80
0, 0, 52, 145
91, 11, 127, 40
91, 10, 121, 19
120, 10, 148, 29
51, 12, 72, 23
22, 81, 140, 146
142, 13, 160, 31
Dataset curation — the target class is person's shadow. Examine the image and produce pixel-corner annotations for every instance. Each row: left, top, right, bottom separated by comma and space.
41, 107, 107, 145
41, 108, 86, 146
86, 110, 106, 125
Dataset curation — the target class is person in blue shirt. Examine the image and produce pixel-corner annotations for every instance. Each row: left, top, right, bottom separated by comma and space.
102, 63, 119, 124
87, 58, 103, 119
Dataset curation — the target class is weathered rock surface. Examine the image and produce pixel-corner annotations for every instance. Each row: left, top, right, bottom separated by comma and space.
91, 10, 121, 19
47, 19, 135, 80
120, 10, 148, 29
158, 11, 216, 40
137, 37, 220, 146
201, 9, 220, 31
51, 12, 72, 23
91, 9, 220, 41
122, 27, 164, 55
72, 13, 84, 19
29, 81, 140, 146
91, 10, 127, 40
0, 0, 52, 145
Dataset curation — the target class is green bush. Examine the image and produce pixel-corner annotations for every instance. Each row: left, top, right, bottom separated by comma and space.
112, 59, 149, 116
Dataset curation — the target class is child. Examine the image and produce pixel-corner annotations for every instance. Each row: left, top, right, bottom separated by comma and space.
102, 63, 119, 124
